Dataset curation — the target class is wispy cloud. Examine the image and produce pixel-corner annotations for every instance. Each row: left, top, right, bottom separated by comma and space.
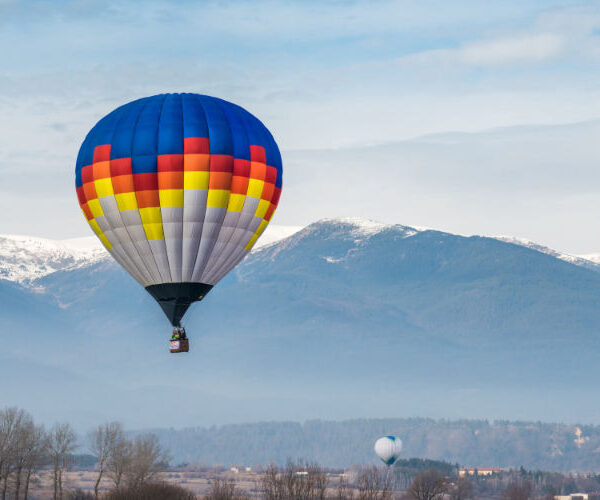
457, 33, 565, 65
1, 0, 600, 252
400, 6, 600, 68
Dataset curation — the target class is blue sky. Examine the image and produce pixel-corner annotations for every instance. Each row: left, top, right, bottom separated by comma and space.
1, 0, 600, 252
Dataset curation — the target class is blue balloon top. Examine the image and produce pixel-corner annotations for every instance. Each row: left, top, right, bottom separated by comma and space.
76, 93, 282, 190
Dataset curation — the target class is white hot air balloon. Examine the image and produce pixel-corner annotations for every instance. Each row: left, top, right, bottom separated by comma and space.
374, 436, 402, 465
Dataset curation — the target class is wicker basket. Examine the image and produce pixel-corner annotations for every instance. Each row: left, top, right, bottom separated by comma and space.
170, 339, 189, 353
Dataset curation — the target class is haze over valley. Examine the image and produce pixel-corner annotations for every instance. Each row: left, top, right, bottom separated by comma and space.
2, 218, 600, 431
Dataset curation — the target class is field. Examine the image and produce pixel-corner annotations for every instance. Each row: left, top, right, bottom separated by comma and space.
30, 467, 352, 498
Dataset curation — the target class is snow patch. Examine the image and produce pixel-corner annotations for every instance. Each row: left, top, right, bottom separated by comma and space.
0, 225, 303, 285
3, 220, 600, 286
334, 217, 389, 236
0, 234, 107, 284
577, 253, 600, 264
495, 236, 600, 270
318, 217, 420, 239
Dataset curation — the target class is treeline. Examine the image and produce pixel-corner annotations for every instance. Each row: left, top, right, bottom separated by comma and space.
460, 467, 600, 499
6, 405, 600, 499
0, 407, 75, 499
197, 460, 600, 499
0, 407, 171, 499
203, 461, 425, 500
418, 467, 600, 499
148, 418, 600, 470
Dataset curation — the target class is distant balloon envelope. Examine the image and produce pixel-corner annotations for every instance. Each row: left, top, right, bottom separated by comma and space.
374, 436, 402, 465
75, 93, 282, 326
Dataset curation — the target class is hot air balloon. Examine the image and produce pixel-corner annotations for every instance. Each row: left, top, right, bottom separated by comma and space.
374, 436, 402, 465
75, 93, 282, 352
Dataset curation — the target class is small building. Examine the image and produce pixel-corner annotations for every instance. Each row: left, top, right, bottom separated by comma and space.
555, 495, 600, 500
459, 467, 503, 477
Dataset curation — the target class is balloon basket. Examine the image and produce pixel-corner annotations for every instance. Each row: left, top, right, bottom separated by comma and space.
170, 339, 189, 353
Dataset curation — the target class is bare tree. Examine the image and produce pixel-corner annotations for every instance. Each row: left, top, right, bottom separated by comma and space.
106, 437, 131, 490
206, 479, 245, 500
47, 423, 77, 500
336, 476, 355, 500
355, 466, 393, 500
261, 460, 328, 500
88, 422, 124, 498
262, 464, 286, 500
21, 424, 47, 500
302, 462, 328, 500
0, 407, 46, 500
502, 481, 532, 500
12, 417, 46, 500
449, 477, 474, 500
0, 407, 29, 500
105, 481, 195, 499
405, 469, 447, 500
123, 434, 169, 489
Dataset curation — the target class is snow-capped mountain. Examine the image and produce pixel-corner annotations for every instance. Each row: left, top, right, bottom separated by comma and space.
255, 218, 420, 263
4, 216, 600, 430
258, 218, 600, 272
577, 253, 600, 265
0, 224, 303, 285
2, 220, 599, 285
494, 236, 600, 271
0, 234, 107, 284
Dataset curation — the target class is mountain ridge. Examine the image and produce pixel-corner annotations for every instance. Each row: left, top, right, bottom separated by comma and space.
1, 217, 600, 430
2, 218, 598, 285
142, 416, 600, 471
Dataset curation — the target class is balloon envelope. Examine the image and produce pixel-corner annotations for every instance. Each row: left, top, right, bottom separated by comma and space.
374, 436, 402, 465
75, 93, 282, 325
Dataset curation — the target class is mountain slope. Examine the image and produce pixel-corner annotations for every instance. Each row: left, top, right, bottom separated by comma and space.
495, 235, 600, 272
0, 234, 106, 283
148, 417, 600, 471
2, 218, 600, 429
